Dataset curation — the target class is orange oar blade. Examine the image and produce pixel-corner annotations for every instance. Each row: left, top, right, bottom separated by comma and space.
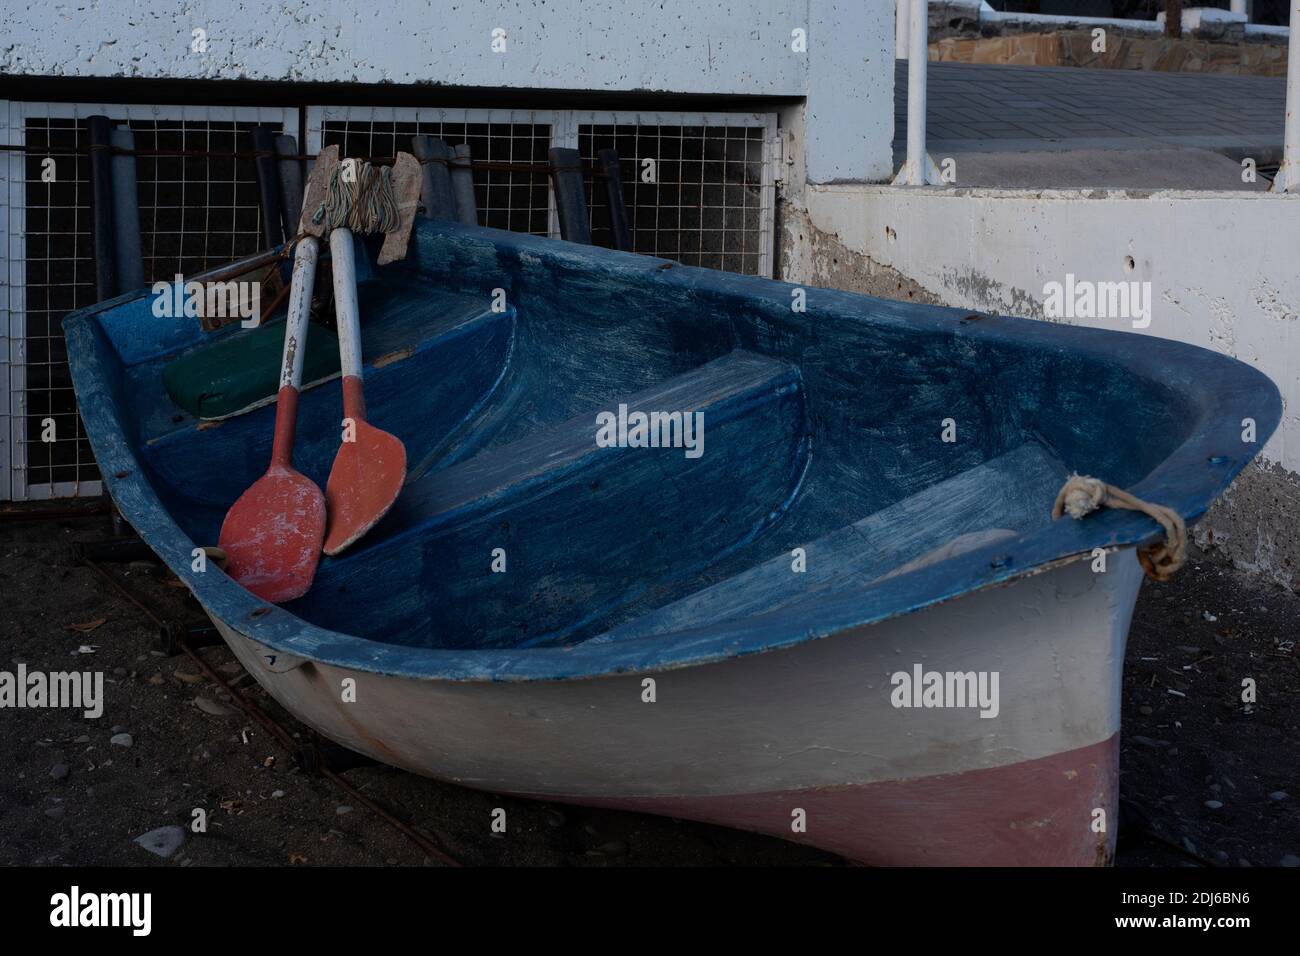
323, 228, 407, 557
218, 237, 325, 603
220, 466, 326, 603
324, 418, 406, 555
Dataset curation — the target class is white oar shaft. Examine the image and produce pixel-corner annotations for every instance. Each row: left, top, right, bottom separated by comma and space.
280, 237, 319, 390
329, 228, 363, 380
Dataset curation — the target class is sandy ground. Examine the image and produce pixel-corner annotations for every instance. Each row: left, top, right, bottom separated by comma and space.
1, 508, 1297, 867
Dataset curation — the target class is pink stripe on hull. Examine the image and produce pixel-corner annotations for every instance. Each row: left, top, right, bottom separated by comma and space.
539, 735, 1118, 866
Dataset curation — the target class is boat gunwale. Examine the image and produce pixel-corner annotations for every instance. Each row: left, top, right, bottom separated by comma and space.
62, 221, 1283, 683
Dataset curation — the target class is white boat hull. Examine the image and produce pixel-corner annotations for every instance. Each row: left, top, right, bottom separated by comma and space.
213, 550, 1143, 866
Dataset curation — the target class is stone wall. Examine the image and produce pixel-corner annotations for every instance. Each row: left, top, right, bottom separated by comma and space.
931, 30, 1288, 76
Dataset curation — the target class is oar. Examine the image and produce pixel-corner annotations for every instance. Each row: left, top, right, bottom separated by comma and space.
218, 237, 327, 601
323, 227, 407, 555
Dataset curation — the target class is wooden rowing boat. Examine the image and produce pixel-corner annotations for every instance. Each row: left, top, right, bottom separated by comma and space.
65, 219, 1280, 865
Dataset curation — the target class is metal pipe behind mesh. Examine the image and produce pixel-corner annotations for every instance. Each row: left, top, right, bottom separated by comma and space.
598, 149, 632, 251
549, 147, 591, 245
87, 115, 118, 301
251, 126, 286, 248
450, 144, 478, 225
109, 125, 145, 292
411, 135, 455, 220
275, 134, 304, 236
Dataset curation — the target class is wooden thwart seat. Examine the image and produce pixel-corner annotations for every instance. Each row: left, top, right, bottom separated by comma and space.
591, 442, 1068, 645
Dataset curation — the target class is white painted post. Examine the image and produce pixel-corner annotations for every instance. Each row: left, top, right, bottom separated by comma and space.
1228, 0, 1246, 17
896, 0, 911, 60
1277, 0, 1300, 192
902, 0, 929, 185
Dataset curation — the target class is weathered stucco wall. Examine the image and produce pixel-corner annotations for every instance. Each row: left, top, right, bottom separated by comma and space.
0, 0, 895, 183
782, 185, 1300, 588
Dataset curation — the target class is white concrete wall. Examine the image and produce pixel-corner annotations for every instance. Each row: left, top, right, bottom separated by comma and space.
0, 0, 896, 183
799, 186, 1300, 473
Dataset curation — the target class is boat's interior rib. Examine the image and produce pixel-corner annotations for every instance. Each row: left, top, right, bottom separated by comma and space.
124, 230, 1193, 654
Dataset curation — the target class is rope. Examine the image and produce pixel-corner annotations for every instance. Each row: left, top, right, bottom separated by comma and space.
312, 159, 400, 234
1051, 474, 1187, 581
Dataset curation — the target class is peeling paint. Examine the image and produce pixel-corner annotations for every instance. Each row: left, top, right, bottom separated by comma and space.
780, 203, 940, 305
1251, 280, 1300, 324
941, 268, 1044, 320
1198, 458, 1300, 589
372, 347, 413, 368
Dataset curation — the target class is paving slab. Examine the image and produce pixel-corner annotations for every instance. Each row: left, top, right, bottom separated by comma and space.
894, 60, 1287, 187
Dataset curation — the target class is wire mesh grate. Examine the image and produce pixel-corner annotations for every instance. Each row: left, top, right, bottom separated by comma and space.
129, 119, 268, 280
17, 118, 96, 492
580, 123, 768, 276
13, 111, 275, 498
6, 105, 777, 500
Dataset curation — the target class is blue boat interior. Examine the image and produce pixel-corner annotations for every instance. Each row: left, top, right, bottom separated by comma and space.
73, 220, 1276, 660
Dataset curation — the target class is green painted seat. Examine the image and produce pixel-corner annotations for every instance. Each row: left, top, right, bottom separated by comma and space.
162, 319, 341, 421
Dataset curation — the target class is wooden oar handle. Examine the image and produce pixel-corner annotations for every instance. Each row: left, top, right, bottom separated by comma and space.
329, 228, 364, 383
280, 237, 320, 391
270, 236, 319, 467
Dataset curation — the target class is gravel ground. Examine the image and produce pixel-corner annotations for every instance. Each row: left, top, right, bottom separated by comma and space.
1, 508, 1296, 867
